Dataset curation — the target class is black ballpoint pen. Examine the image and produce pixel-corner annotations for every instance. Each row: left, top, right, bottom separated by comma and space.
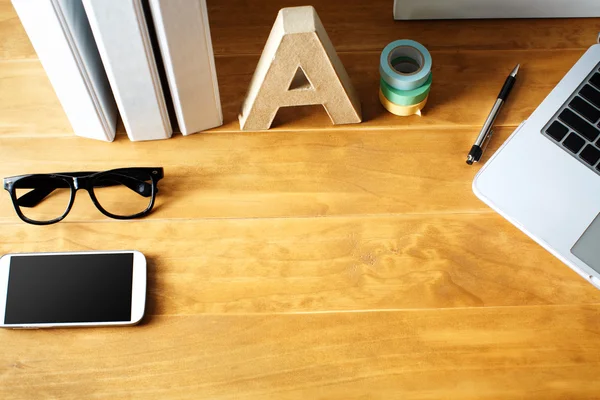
466, 64, 520, 165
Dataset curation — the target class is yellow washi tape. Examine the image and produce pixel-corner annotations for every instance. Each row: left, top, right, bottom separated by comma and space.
379, 89, 428, 116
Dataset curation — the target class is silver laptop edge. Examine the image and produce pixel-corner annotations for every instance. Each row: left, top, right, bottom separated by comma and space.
474, 44, 600, 289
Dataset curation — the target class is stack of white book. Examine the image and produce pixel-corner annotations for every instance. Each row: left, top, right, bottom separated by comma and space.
12, 0, 222, 142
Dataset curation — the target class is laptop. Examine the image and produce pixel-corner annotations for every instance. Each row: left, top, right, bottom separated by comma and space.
473, 42, 600, 289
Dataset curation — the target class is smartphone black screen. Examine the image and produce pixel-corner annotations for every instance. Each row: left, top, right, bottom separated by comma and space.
4, 253, 133, 324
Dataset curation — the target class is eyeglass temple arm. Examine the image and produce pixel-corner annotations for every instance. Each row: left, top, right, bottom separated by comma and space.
16, 175, 153, 208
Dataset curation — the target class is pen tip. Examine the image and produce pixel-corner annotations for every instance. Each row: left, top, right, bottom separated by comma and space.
510, 64, 520, 77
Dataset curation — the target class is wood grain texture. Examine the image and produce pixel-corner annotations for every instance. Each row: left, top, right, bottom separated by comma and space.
1, 215, 599, 315
0, 1, 33, 60
0, 61, 72, 136
0, 126, 515, 221
2, 306, 600, 399
1, 0, 600, 398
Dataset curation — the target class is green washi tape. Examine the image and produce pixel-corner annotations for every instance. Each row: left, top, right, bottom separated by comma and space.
380, 73, 432, 106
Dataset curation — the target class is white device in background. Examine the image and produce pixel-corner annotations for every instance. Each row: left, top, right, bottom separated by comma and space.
474, 43, 600, 289
393, 0, 600, 20
0, 250, 146, 329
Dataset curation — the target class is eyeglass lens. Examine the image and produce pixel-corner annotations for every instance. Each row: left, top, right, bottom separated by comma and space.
92, 171, 154, 217
13, 176, 72, 223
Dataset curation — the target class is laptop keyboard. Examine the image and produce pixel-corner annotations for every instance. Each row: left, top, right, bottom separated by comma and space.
543, 64, 600, 176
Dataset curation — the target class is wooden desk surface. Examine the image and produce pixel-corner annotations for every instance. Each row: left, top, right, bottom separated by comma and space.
2, 0, 600, 398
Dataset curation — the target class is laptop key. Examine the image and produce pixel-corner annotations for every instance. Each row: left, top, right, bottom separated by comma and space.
580, 145, 600, 166
580, 84, 600, 109
558, 109, 600, 142
591, 73, 600, 90
569, 96, 600, 123
545, 121, 569, 141
563, 133, 586, 153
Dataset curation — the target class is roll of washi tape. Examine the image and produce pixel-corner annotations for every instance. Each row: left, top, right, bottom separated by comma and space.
380, 74, 432, 106
379, 89, 428, 116
380, 40, 432, 91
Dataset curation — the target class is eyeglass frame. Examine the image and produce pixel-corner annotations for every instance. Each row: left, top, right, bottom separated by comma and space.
3, 167, 164, 225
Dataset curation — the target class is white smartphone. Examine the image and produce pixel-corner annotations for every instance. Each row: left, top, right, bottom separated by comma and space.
0, 250, 146, 329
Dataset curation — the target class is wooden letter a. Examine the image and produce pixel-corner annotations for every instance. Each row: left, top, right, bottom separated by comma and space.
239, 6, 362, 130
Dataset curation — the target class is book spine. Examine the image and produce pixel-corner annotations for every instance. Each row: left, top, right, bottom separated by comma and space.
148, 0, 222, 135
83, 0, 172, 141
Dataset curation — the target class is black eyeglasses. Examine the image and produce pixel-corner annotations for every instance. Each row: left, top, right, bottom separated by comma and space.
3, 167, 164, 225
